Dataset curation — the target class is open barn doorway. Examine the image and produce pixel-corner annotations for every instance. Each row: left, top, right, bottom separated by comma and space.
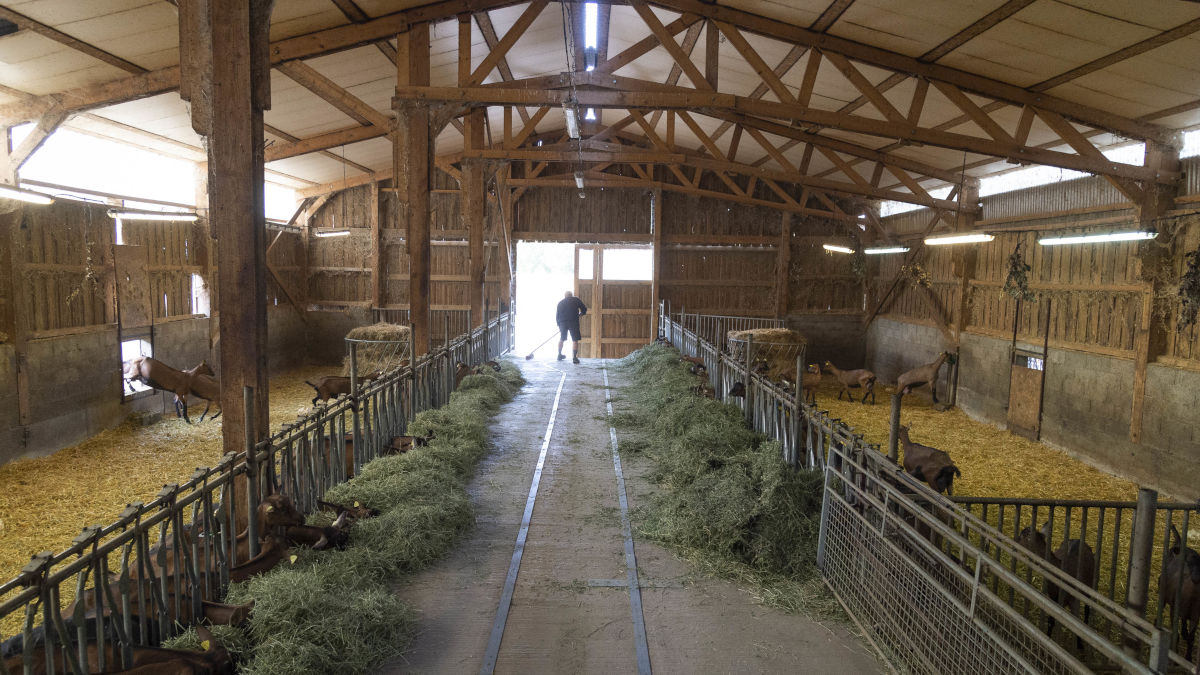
514, 241, 576, 357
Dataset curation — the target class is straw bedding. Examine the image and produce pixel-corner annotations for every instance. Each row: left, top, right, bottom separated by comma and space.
341, 323, 411, 377
0, 365, 334, 638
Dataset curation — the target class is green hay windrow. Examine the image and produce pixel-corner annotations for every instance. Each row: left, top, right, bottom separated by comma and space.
170, 363, 524, 675
613, 344, 835, 615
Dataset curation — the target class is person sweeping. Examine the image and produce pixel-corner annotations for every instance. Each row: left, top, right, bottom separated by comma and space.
556, 290, 588, 363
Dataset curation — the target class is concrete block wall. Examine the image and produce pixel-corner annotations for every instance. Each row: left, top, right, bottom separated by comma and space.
786, 314, 866, 368
267, 306, 306, 372
867, 317, 1200, 500
304, 308, 372, 366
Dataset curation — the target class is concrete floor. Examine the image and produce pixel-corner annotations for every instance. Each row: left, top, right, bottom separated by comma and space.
376, 358, 883, 674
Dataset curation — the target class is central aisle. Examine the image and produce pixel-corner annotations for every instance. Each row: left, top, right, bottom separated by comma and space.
377, 358, 882, 674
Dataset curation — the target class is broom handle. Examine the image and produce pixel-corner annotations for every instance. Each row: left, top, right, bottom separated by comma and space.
529, 330, 560, 354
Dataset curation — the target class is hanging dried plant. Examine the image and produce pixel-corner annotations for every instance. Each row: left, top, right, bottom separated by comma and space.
1002, 240, 1037, 302
1178, 246, 1200, 331
849, 248, 867, 282
901, 262, 932, 288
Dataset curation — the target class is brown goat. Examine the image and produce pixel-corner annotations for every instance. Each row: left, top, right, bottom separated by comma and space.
800, 364, 821, 405
897, 351, 951, 403
898, 426, 960, 495
454, 362, 471, 388
1016, 522, 1096, 650
305, 371, 382, 406
285, 511, 351, 551
822, 361, 877, 404
1158, 525, 1200, 661
229, 534, 290, 583
382, 432, 435, 456
3, 625, 232, 675
317, 499, 380, 521
123, 358, 221, 424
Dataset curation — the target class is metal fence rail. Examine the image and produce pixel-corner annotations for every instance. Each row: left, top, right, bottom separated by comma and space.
657, 303, 1194, 674
0, 311, 514, 674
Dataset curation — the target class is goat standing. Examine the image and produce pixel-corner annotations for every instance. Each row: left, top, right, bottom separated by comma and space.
1158, 525, 1200, 661
823, 361, 877, 404
897, 351, 952, 403
898, 425, 960, 495
1016, 522, 1096, 650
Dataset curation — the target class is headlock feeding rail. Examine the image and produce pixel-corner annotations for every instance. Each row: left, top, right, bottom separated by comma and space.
0, 311, 513, 674
659, 303, 1198, 674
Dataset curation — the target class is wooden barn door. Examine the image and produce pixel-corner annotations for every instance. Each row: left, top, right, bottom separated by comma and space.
1007, 299, 1052, 440
574, 245, 652, 359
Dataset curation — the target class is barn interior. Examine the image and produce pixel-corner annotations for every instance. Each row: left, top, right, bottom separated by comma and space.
0, 0, 1199, 673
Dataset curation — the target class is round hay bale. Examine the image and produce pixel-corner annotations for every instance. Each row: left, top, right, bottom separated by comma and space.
343, 323, 412, 376
727, 327, 807, 381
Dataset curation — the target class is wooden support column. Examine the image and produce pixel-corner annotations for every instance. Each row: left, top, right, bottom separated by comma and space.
369, 181, 383, 309
651, 187, 663, 339
1130, 138, 1181, 442
1, 209, 30, 430
395, 24, 432, 355
776, 212, 791, 318
464, 108, 486, 328
952, 177, 980, 345
497, 163, 515, 308
179, 0, 274, 459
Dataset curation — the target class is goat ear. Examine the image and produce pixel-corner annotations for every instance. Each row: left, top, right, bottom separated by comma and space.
265, 505, 274, 513
1040, 521, 1052, 538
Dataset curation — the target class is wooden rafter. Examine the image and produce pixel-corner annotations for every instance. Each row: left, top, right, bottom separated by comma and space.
275, 60, 391, 129
264, 123, 373, 173
328, 0, 398, 63
630, 0, 712, 91
468, 0, 549, 87
596, 14, 701, 75
1031, 17, 1200, 92
474, 11, 531, 124
809, 0, 856, 33
9, 111, 69, 173
0, 6, 147, 75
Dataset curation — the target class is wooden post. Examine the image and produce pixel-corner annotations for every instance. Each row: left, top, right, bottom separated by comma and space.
464, 109, 486, 328
395, 24, 432, 355
1125, 488, 1158, 625
1130, 138, 1180, 442
887, 392, 903, 463
369, 181, 383, 310
179, 0, 274, 466
650, 187, 662, 340
0, 209, 30, 429
952, 177, 980, 348
777, 212, 791, 318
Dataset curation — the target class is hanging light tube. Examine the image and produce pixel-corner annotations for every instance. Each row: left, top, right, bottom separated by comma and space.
924, 233, 994, 246
107, 209, 198, 222
574, 171, 585, 189
0, 184, 53, 205
563, 103, 580, 140
1038, 230, 1157, 246
822, 244, 854, 254
864, 246, 909, 255
313, 229, 351, 238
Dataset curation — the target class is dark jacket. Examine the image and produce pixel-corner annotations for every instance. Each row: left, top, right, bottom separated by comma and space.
556, 296, 587, 326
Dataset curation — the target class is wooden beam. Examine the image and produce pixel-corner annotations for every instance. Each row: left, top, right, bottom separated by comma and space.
264, 122, 375, 171
704, 20, 719, 90
1032, 17, 1200, 92
464, 109, 486, 327
630, 0, 712, 91
809, 0, 855, 33
468, 0, 548, 86
777, 212, 791, 317
369, 181, 383, 308
328, 0, 399, 63
396, 23, 433, 355
920, 0, 1036, 62
651, 187, 663, 338
474, 11, 531, 123
0, 6, 148, 75
717, 21, 796, 105
275, 60, 391, 129
647, 0, 1174, 144
9, 110, 68, 176
596, 14, 702, 75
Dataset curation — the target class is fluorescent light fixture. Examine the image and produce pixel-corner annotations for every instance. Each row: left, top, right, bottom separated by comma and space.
313, 228, 351, 238
864, 246, 909, 255
108, 209, 198, 222
924, 233, 994, 246
1038, 230, 1157, 246
574, 171, 585, 189
564, 104, 580, 139
584, 107, 596, 122
823, 244, 854, 254
0, 184, 53, 205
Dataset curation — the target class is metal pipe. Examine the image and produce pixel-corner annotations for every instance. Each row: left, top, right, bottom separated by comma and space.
887, 392, 903, 463
1126, 488, 1158, 625
244, 385, 259, 559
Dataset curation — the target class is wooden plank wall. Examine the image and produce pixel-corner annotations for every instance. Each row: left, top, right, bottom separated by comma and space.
11, 201, 117, 336
514, 187, 651, 242
121, 219, 204, 319
266, 230, 303, 308
790, 235, 862, 314
308, 175, 510, 318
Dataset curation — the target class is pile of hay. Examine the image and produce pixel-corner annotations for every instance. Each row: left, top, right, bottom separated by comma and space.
167, 363, 525, 675
342, 323, 411, 376
726, 327, 808, 381
612, 344, 834, 616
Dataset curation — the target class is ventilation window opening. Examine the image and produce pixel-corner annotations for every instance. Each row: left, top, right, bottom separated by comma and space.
121, 338, 153, 393
191, 274, 210, 316
602, 248, 652, 281
584, 2, 599, 71
584, 107, 597, 121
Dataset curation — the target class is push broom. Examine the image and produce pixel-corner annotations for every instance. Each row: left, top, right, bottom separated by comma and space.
525, 331, 562, 360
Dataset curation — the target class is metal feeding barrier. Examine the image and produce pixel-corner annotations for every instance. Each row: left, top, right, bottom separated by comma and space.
658, 302, 1197, 674
0, 310, 514, 674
